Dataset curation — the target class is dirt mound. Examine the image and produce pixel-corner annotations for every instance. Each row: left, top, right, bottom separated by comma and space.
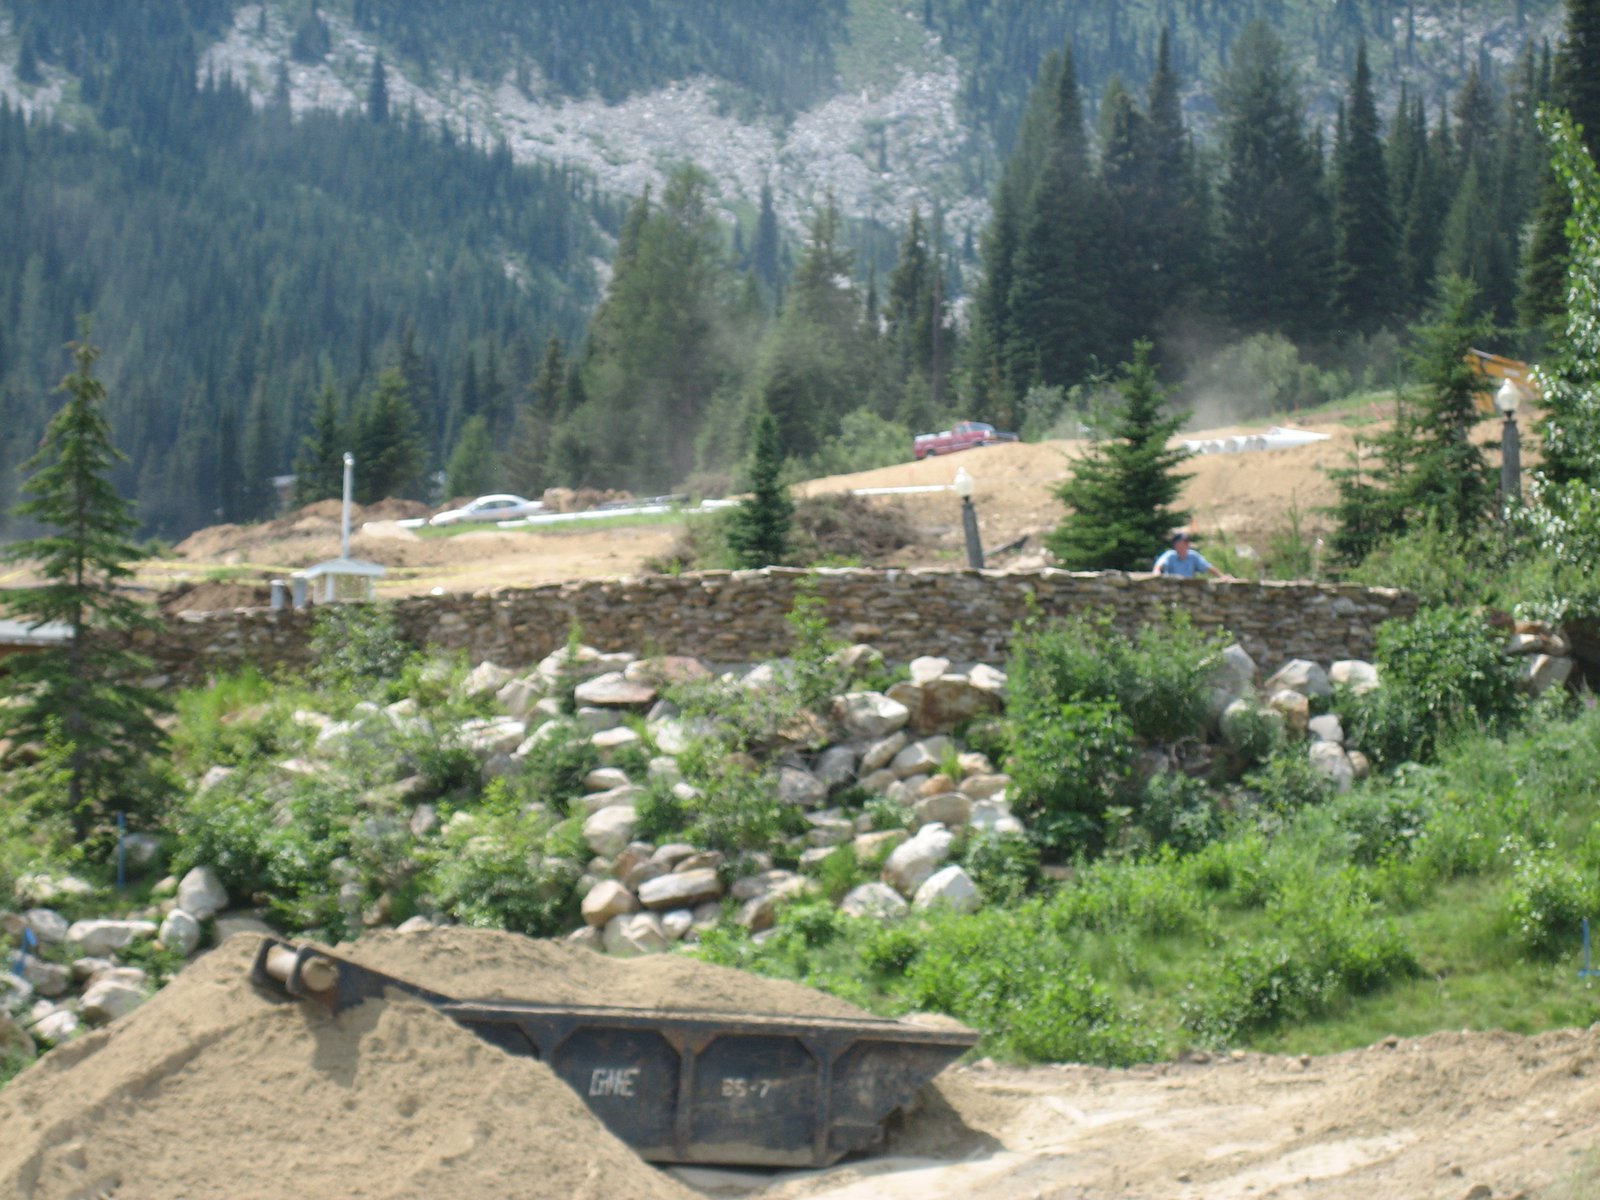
0, 933, 757, 1200
172, 499, 429, 564
339, 927, 871, 1018
157, 580, 273, 614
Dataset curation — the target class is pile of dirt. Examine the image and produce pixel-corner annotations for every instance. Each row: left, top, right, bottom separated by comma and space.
157, 580, 274, 614
339, 927, 872, 1018
171, 498, 429, 564
3, 931, 817, 1200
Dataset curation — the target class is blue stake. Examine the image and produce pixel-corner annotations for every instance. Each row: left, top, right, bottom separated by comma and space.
13, 928, 36, 978
116, 811, 127, 890
1581, 918, 1600, 978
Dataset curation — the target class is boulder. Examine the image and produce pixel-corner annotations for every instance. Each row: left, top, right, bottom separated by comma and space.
494, 676, 545, 718
20, 957, 71, 998
778, 766, 829, 809
461, 661, 514, 698
833, 692, 910, 739
638, 868, 724, 911
909, 656, 952, 685
574, 671, 658, 709
830, 644, 885, 680
1210, 643, 1258, 697
1220, 699, 1284, 754
860, 731, 909, 773
853, 828, 910, 863
735, 894, 780, 933
457, 717, 528, 758
1329, 659, 1381, 695
122, 833, 163, 869
840, 882, 910, 921
621, 859, 667, 891
602, 912, 670, 957
961, 773, 1011, 800
804, 815, 856, 847
28, 1006, 79, 1043
66, 919, 158, 957
1307, 714, 1345, 744
584, 767, 633, 792
650, 843, 698, 870
591, 726, 643, 762
883, 824, 955, 897
912, 865, 982, 914
13, 873, 94, 905
1308, 741, 1356, 793
968, 800, 1025, 836
178, 866, 230, 921
814, 745, 859, 789
23, 908, 70, 944
81, 976, 146, 1024
661, 909, 695, 942
915, 675, 1003, 734
728, 869, 807, 904
583, 806, 639, 857
891, 737, 951, 779
566, 925, 604, 953
1522, 654, 1575, 695
0, 973, 33, 1017
624, 656, 711, 688
915, 791, 973, 828
575, 707, 623, 733
1264, 659, 1334, 700
581, 880, 639, 927
579, 784, 646, 817
1266, 689, 1311, 737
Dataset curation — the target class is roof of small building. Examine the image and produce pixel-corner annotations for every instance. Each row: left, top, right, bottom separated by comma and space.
299, 557, 387, 580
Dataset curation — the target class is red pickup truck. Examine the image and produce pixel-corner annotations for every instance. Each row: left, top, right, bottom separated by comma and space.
913, 421, 1019, 460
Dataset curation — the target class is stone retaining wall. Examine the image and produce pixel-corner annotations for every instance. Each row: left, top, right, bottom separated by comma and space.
133, 568, 1419, 684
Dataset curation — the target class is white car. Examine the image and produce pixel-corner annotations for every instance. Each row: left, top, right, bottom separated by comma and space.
429, 494, 545, 526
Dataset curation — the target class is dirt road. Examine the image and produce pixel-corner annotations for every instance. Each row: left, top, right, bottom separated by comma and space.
680, 1027, 1600, 1199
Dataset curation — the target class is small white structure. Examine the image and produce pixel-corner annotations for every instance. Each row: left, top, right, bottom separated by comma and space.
296, 453, 385, 604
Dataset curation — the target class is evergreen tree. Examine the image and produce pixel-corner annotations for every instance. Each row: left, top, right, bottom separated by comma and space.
1215, 20, 1333, 342
1046, 342, 1191, 571
1006, 45, 1112, 392
292, 386, 347, 506
1328, 275, 1497, 563
0, 331, 167, 841
445, 414, 496, 498
367, 55, 389, 125
725, 405, 792, 568
753, 176, 782, 297
353, 367, 426, 502
1332, 42, 1397, 336
1519, 0, 1600, 337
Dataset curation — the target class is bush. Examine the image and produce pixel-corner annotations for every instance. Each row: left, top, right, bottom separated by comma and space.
1344, 606, 1525, 768
308, 603, 414, 698
1008, 698, 1135, 856
420, 787, 583, 935
1138, 772, 1226, 854
1241, 749, 1336, 815
1008, 613, 1222, 746
515, 721, 601, 813
960, 830, 1043, 906
1502, 847, 1599, 958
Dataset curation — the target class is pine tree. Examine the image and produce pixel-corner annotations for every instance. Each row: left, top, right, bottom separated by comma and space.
1215, 20, 1333, 342
293, 385, 347, 505
753, 176, 782, 297
353, 368, 425, 502
1046, 342, 1191, 571
1332, 42, 1397, 336
1006, 45, 1112, 392
0, 331, 168, 842
725, 405, 792, 568
445, 414, 496, 498
367, 56, 389, 125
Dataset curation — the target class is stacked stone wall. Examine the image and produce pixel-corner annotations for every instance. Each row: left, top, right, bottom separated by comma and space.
133, 568, 1419, 685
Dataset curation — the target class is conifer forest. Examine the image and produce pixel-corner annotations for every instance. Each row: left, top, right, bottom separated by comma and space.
0, 0, 1594, 540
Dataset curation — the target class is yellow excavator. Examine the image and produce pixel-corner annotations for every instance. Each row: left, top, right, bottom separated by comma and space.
1466, 348, 1540, 415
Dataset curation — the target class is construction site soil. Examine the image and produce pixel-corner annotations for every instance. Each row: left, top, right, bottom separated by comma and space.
5, 930, 1598, 1199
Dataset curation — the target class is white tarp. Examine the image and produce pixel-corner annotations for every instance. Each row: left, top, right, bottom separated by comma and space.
1180, 426, 1331, 455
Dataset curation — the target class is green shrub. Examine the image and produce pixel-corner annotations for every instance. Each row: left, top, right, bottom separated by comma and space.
420, 790, 583, 935
308, 603, 414, 698
1051, 853, 1206, 937
515, 721, 601, 813
1344, 606, 1525, 769
1138, 772, 1226, 854
813, 844, 867, 903
1008, 698, 1135, 856
1502, 847, 1599, 958
1241, 749, 1336, 815
960, 830, 1043, 906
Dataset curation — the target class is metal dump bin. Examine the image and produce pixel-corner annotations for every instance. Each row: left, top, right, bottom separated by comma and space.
251, 937, 978, 1167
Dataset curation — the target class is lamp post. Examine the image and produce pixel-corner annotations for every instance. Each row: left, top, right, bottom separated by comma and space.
953, 466, 984, 569
1494, 379, 1522, 510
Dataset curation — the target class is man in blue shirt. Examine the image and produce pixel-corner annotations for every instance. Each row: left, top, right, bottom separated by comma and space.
1153, 531, 1224, 578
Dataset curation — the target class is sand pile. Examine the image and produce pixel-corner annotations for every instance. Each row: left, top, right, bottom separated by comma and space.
0, 933, 723, 1200
338, 927, 872, 1018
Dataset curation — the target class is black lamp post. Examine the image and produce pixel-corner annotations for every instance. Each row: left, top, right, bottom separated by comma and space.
1494, 378, 1523, 511
953, 466, 985, 569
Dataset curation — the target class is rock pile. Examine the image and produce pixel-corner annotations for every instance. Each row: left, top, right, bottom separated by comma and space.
4, 620, 1577, 1062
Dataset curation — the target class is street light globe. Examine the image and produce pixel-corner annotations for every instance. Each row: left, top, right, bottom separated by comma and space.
953, 467, 975, 499
1494, 379, 1522, 417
